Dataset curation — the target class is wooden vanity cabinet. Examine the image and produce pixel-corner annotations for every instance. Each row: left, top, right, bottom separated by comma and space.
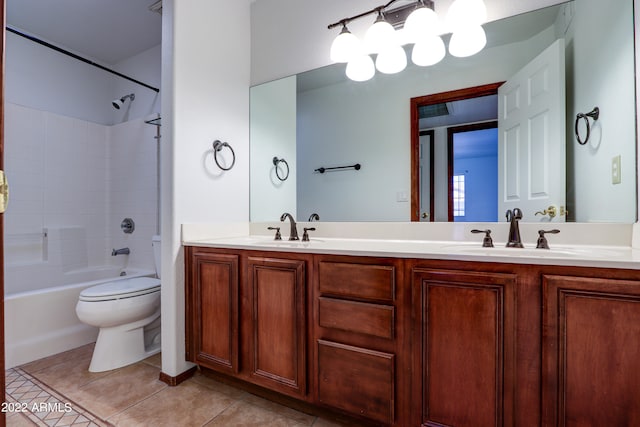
313, 256, 410, 426
186, 246, 640, 427
542, 274, 640, 426
185, 246, 311, 399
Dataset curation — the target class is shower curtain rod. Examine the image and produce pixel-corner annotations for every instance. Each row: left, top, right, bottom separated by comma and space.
6, 27, 160, 93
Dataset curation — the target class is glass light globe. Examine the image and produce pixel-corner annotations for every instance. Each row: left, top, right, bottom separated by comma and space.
330, 25, 361, 63
449, 25, 487, 57
404, 6, 439, 43
447, 0, 487, 30
364, 12, 397, 54
376, 45, 407, 74
412, 35, 446, 66
346, 53, 375, 82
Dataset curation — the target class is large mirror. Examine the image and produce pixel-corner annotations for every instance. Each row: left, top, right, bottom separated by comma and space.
250, 0, 637, 223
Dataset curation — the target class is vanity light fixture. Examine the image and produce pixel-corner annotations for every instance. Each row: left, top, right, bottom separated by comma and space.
446, 0, 488, 57
330, 23, 360, 63
328, 0, 488, 81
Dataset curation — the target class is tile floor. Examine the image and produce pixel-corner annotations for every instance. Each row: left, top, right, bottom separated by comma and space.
4, 344, 357, 426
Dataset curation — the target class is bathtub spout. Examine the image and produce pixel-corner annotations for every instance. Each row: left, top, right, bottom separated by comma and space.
112, 247, 130, 256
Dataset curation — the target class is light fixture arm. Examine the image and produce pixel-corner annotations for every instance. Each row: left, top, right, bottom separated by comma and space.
327, 0, 402, 29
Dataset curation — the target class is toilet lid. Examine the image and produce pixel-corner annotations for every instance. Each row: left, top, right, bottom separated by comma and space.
79, 277, 160, 301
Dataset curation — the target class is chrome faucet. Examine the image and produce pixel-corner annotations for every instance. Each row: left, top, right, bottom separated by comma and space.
505, 208, 524, 248
280, 212, 299, 241
308, 213, 320, 222
112, 247, 130, 256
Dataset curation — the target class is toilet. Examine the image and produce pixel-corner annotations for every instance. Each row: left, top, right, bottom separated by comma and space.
76, 236, 162, 372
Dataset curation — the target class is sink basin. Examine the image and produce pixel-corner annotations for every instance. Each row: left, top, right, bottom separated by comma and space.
221, 236, 323, 248
258, 240, 315, 247
439, 244, 624, 259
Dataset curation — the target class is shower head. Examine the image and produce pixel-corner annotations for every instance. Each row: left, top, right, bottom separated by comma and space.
112, 93, 135, 109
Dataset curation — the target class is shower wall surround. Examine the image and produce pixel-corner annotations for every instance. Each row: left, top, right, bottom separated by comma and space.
4, 103, 158, 293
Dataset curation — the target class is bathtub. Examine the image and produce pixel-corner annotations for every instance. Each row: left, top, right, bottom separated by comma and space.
4, 267, 156, 369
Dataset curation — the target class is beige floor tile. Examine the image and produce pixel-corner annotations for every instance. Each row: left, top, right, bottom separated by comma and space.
108, 380, 235, 427
5, 412, 37, 426
63, 362, 166, 420
9, 349, 366, 427
312, 417, 358, 427
27, 355, 110, 395
141, 353, 162, 370
20, 344, 95, 374
205, 400, 311, 427
241, 393, 316, 425
189, 371, 248, 400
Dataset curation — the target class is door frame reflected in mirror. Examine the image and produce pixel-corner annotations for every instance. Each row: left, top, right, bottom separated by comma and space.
410, 82, 504, 222
447, 121, 499, 221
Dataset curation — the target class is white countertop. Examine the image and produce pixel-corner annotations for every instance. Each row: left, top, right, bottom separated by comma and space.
183, 232, 640, 270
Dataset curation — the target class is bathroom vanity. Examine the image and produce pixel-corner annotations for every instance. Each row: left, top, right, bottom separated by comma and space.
183, 228, 640, 426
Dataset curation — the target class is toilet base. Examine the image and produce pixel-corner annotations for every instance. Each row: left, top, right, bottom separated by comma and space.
89, 308, 161, 372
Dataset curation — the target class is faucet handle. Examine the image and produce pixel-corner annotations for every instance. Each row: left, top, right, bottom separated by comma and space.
302, 227, 316, 242
536, 229, 560, 249
267, 226, 282, 241
471, 229, 494, 248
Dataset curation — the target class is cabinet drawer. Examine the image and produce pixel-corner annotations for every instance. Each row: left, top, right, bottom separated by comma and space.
319, 297, 394, 339
317, 340, 395, 424
318, 261, 395, 302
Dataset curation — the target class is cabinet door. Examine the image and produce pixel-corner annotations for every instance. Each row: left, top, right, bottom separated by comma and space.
247, 256, 307, 397
187, 251, 239, 374
542, 275, 640, 426
412, 269, 516, 427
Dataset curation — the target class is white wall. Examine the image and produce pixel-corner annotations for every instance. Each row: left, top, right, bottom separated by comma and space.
250, 0, 567, 85
565, 0, 636, 222
161, 0, 251, 377
5, 31, 115, 125
5, 30, 161, 127
250, 75, 297, 222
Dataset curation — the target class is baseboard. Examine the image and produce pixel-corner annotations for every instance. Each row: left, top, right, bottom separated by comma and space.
159, 366, 197, 386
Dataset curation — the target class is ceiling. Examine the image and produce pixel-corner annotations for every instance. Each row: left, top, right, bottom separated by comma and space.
6, 0, 162, 64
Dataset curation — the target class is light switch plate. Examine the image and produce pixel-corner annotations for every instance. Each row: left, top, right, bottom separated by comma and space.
612, 155, 621, 185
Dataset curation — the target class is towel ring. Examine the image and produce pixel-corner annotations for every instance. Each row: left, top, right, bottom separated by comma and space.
212, 140, 236, 171
575, 107, 599, 145
272, 157, 290, 181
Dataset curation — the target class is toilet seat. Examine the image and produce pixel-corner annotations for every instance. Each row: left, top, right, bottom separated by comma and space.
79, 277, 160, 302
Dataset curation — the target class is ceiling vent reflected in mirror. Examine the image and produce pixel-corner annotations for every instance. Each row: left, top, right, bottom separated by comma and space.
418, 102, 451, 119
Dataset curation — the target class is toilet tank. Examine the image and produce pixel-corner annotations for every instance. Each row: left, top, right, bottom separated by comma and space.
152, 235, 161, 279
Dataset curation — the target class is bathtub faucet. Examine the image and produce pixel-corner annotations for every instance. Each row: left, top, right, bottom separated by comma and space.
112, 247, 130, 256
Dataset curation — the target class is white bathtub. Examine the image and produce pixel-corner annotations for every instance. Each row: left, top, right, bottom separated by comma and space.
4, 267, 156, 369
